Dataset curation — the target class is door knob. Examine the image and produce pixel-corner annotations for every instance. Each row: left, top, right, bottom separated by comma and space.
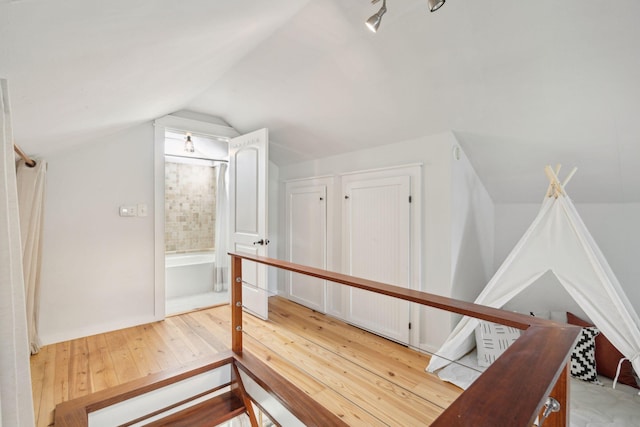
253, 239, 270, 245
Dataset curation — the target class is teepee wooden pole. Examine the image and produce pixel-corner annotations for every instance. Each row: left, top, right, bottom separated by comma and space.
562, 167, 578, 189
544, 167, 554, 199
544, 182, 553, 199
544, 165, 564, 198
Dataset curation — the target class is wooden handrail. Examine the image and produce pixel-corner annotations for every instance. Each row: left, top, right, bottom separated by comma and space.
230, 253, 562, 330
230, 252, 580, 427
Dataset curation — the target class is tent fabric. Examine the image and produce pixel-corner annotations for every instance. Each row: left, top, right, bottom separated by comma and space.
427, 194, 640, 377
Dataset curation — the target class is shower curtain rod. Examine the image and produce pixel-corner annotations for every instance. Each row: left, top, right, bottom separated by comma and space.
164, 153, 228, 163
13, 143, 36, 167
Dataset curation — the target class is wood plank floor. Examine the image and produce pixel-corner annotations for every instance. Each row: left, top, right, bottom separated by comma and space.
30, 296, 462, 426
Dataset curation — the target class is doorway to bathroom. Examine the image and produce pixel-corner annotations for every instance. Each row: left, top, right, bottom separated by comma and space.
163, 129, 230, 316
153, 113, 270, 321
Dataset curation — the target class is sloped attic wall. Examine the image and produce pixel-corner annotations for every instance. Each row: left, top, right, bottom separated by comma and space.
277, 131, 495, 352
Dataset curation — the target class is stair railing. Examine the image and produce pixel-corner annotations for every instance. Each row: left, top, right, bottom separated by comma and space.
230, 252, 580, 427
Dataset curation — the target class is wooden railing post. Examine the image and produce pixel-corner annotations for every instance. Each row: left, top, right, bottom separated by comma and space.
541, 364, 569, 427
231, 254, 243, 353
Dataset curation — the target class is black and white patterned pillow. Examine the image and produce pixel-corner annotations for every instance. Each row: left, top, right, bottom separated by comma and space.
570, 327, 602, 384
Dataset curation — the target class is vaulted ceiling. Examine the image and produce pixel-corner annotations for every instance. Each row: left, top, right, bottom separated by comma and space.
2, 0, 639, 202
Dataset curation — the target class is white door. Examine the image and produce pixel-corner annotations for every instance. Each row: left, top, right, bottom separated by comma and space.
343, 175, 411, 343
286, 184, 327, 312
229, 128, 269, 320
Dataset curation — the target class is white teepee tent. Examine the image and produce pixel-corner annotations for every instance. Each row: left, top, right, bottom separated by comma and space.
427, 166, 640, 377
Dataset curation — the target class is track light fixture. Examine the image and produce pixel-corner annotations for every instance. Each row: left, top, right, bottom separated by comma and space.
366, 0, 387, 33
428, 0, 445, 12
366, 0, 445, 33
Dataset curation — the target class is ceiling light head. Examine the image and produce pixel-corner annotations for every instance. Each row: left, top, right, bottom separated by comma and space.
366, 0, 387, 33
428, 0, 445, 12
184, 132, 195, 153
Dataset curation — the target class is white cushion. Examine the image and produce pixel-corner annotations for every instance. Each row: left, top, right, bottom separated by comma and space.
475, 320, 521, 367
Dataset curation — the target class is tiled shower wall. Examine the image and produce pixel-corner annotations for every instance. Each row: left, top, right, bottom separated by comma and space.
165, 162, 217, 253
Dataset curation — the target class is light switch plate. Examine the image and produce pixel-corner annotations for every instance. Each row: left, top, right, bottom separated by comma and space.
119, 205, 137, 217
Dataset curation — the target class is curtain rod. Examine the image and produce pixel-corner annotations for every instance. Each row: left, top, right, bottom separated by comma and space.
164, 154, 228, 163
13, 143, 36, 167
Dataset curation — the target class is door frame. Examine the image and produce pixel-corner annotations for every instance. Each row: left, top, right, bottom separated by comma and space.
153, 114, 239, 320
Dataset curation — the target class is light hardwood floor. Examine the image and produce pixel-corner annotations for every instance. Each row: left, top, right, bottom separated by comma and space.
30, 296, 462, 426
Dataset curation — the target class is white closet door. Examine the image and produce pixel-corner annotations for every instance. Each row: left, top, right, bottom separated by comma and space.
343, 175, 411, 344
286, 184, 327, 312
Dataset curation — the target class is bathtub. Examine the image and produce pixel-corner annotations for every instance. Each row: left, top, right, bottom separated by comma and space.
165, 251, 215, 299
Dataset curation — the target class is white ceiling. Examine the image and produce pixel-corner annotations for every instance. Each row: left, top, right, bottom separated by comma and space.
2, 0, 639, 202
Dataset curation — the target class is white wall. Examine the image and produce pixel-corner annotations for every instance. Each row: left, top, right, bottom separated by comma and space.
495, 202, 640, 319
429, 147, 497, 357
277, 132, 493, 351
39, 123, 156, 344
450, 146, 495, 303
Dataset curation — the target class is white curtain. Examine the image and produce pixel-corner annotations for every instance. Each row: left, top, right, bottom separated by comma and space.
17, 159, 46, 354
0, 79, 36, 426
214, 163, 229, 292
